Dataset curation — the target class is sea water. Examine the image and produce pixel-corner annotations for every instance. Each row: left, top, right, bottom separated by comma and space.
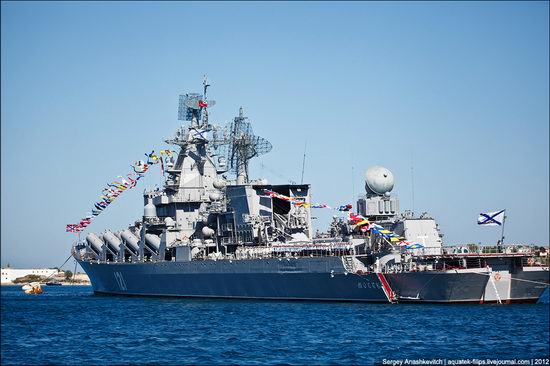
1, 286, 548, 365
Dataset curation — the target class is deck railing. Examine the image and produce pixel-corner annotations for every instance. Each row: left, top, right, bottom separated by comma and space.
74, 241, 548, 269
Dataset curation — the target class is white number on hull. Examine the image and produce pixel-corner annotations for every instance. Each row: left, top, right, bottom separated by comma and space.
114, 271, 127, 291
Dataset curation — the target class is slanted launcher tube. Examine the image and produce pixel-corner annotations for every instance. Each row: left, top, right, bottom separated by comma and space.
144, 234, 161, 252
121, 230, 140, 254
86, 233, 104, 255
103, 230, 122, 254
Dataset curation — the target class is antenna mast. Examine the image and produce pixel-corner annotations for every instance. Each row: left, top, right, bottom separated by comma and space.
499, 212, 507, 252
300, 140, 307, 184
201, 75, 211, 127
411, 153, 415, 216
221, 107, 272, 185
203, 75, 210, 99
352, 165, 355, 203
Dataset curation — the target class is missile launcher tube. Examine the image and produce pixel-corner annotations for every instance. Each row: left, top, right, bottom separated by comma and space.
144, 234, 161, 251
103, 231, 122, 254
86, 233, 104, 255
121, 230, 140, 253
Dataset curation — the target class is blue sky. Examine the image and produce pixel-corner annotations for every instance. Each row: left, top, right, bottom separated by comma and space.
1, 1, 548, 268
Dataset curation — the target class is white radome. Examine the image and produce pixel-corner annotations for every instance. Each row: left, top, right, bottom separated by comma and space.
213, 180, 226, 189
202, 226, 215, 238
365, 166, 394, 195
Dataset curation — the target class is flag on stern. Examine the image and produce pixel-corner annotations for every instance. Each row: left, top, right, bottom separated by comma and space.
477, 209, 505, 226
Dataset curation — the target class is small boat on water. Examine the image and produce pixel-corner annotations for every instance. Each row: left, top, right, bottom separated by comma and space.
45, 282, 62, 286
22, 282, 43, 294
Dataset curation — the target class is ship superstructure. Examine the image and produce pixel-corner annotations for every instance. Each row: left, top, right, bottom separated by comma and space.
73, 81, 549, 304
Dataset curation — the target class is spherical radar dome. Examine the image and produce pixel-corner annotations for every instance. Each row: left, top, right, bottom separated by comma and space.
365, 166, 395, 195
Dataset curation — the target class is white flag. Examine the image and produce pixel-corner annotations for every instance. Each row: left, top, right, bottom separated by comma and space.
478, 209, 505, 226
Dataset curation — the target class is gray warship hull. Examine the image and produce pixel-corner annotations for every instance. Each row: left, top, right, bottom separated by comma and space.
79, 257, 388, 301
78, 256, 540, 303
386, 270, 549, 304
70, 82, 549, 305
506, 269, 550, 303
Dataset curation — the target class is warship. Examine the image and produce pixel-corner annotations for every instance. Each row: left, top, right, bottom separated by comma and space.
72, 80, 549, 304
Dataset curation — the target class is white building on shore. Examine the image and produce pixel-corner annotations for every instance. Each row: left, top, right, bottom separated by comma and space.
1, 268, 61, 284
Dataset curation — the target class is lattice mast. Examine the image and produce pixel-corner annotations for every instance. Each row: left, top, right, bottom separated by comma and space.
228, 107, 272, 184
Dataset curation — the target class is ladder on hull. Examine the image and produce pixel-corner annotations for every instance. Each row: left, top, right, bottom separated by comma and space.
376, 272, 397, 303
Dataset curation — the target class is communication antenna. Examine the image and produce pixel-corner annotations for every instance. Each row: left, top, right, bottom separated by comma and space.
203, 75, 210, 99
352, 165, 355, 203
300, 140, 307, 184
260, 162, 296, 185
411, 153, 415, 216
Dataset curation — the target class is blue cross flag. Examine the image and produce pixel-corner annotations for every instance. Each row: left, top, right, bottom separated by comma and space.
478, 209, 505, 226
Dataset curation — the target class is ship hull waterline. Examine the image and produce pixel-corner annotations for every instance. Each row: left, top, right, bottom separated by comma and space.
76, 256, 547, 303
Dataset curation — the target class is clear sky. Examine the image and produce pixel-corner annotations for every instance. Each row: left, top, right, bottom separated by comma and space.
1, 1, 548, 268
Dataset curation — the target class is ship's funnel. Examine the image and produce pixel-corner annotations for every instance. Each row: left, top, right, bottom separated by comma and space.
86, 233, 104, 255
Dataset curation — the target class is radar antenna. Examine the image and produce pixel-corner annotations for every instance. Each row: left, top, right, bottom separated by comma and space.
177, 76, 216, 127
219, 107, 272, 184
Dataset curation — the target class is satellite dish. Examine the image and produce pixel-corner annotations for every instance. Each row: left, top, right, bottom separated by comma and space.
365, 166, 394, 196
